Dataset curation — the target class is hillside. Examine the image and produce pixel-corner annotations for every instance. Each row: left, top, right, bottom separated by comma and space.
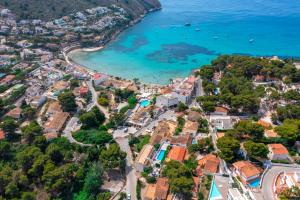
0, 0, 161, 20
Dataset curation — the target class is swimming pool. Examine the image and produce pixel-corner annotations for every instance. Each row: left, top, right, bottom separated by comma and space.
209, 180, 222, 200
140, 99, 150, 108
249, 178, 261, 188
156, 150, 166, 161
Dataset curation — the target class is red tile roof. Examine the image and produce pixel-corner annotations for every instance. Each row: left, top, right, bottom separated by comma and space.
0, 129, 5, 140
268, 144, 288, 155
154, 178, 169, 200
233, 161, 261, 179
167, 146, 187, 162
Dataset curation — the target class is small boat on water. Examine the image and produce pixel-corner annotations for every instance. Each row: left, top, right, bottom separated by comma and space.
185, 23, 191, 27
213, 36, 219, 40
195, 28, 200, 32
249, 38, 254, 43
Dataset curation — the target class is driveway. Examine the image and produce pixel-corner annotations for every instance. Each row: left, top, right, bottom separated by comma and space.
115, 137, 137, 200
261, 165, 300, 200
62, 117, 92, 146
86, 80, 110, 120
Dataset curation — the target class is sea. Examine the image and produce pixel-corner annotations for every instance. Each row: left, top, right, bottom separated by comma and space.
69, 0, 300, 84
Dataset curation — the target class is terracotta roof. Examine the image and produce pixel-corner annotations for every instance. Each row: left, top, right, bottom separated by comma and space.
79, 86, 88, 95
264, 129, 279, 138
268, 144, 288, 155
53, 80, 69, 91
187, 111, 202, 122
182, 120, 199, 134
154, 120, 177, 138
44, 112, 69, 132
46, 101, 62, 114
136, 144, 154, 165
198, 154, 220, 174
0, 74, 15, 84
170, 134, 192, 147
154, 178, 169, 200
0, 129, 5, 140
167, 146, 187, 162
214, 106, 229, 113
6, 107, 22, 119
254, 75, 265, 82
144, 184, 156, 200
43, 132, 58, 140
150, 134, 163, 145
257, 120, 271, 128
216, 132, 225, 139
233, 161, 261, 179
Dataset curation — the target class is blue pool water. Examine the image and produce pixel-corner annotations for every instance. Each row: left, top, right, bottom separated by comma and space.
70, 0, 300, 84
156, 150, 166, 161
140, 99, 150, 108
209, 180, 222, 200
249, 178, 261, 188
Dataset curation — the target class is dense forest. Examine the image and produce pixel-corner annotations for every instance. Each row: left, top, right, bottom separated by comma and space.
0, 0, 161, 20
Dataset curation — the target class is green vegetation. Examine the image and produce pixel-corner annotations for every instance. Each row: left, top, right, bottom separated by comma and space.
79, 106, 106, 129
217, 136, 240, 163
100, 143, 126, 172
275, 119, 300, 143
175, 116, 185, 135
244, 141, 269, 158
0, 0, 160, 20
163, 160, 194, 198
196, 55, 300, 115
226, 120, 264, 140
129, 135, 150, 152
188, 137, 214, 154
73, 129, 112, 145
279, 186, 300, 200
177, 102, 188, 112
58, 90, 77, 112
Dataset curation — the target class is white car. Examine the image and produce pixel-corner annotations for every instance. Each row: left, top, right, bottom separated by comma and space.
127, 193, 131, 200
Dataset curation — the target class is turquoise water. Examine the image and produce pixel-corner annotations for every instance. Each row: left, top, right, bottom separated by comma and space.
156, 150, 166, 161
140, 99, 150, 108
70, 0, 300, 84
209, 180, 222, 200
249, 178, 261, 188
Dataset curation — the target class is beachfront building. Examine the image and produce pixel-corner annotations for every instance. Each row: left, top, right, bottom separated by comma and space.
135, 144, 154, 172
156, 75, 198, 107
232, 161, 262, 184
268, 144, 289, 161
93, 73, 109, 85
155, 92, 178, 108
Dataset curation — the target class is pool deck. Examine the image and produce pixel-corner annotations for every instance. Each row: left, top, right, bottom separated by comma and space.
213, 175, 230, 199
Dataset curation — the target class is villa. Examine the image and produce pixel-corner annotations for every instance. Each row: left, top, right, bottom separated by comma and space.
170, 134, 193, 147
93, 73, 109, 85
197, 154, 220, 175
167, 146, 187, 162
44, 112, 69, 133
182, 120, 199, 135
268, 144, 289, 161
135, 144, 154, 172
6, 107, 22, 119
213, 106, 229, 115
155, 92, 178, 108
46, 101, 62, 116
209, 115, 239, 130
264, 129, 279, 138
154, 178, 169, 200
232, 161, 262, 184
30, 95, 46, 108
153, 120, 177, 139
274, 171, 300, 199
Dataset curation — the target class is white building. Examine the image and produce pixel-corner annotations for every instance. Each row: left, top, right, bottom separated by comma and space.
155, 92, 178, 108
268, 144, 289, 161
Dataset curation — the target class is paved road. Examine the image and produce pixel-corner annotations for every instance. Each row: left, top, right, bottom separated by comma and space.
115, 137, 137, 200
62, 117, 92, 146
86, 80, 110, 120
262, 165, 300, 200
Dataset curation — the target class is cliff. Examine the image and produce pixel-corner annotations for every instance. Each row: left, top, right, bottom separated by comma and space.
0, 0, 161, 20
